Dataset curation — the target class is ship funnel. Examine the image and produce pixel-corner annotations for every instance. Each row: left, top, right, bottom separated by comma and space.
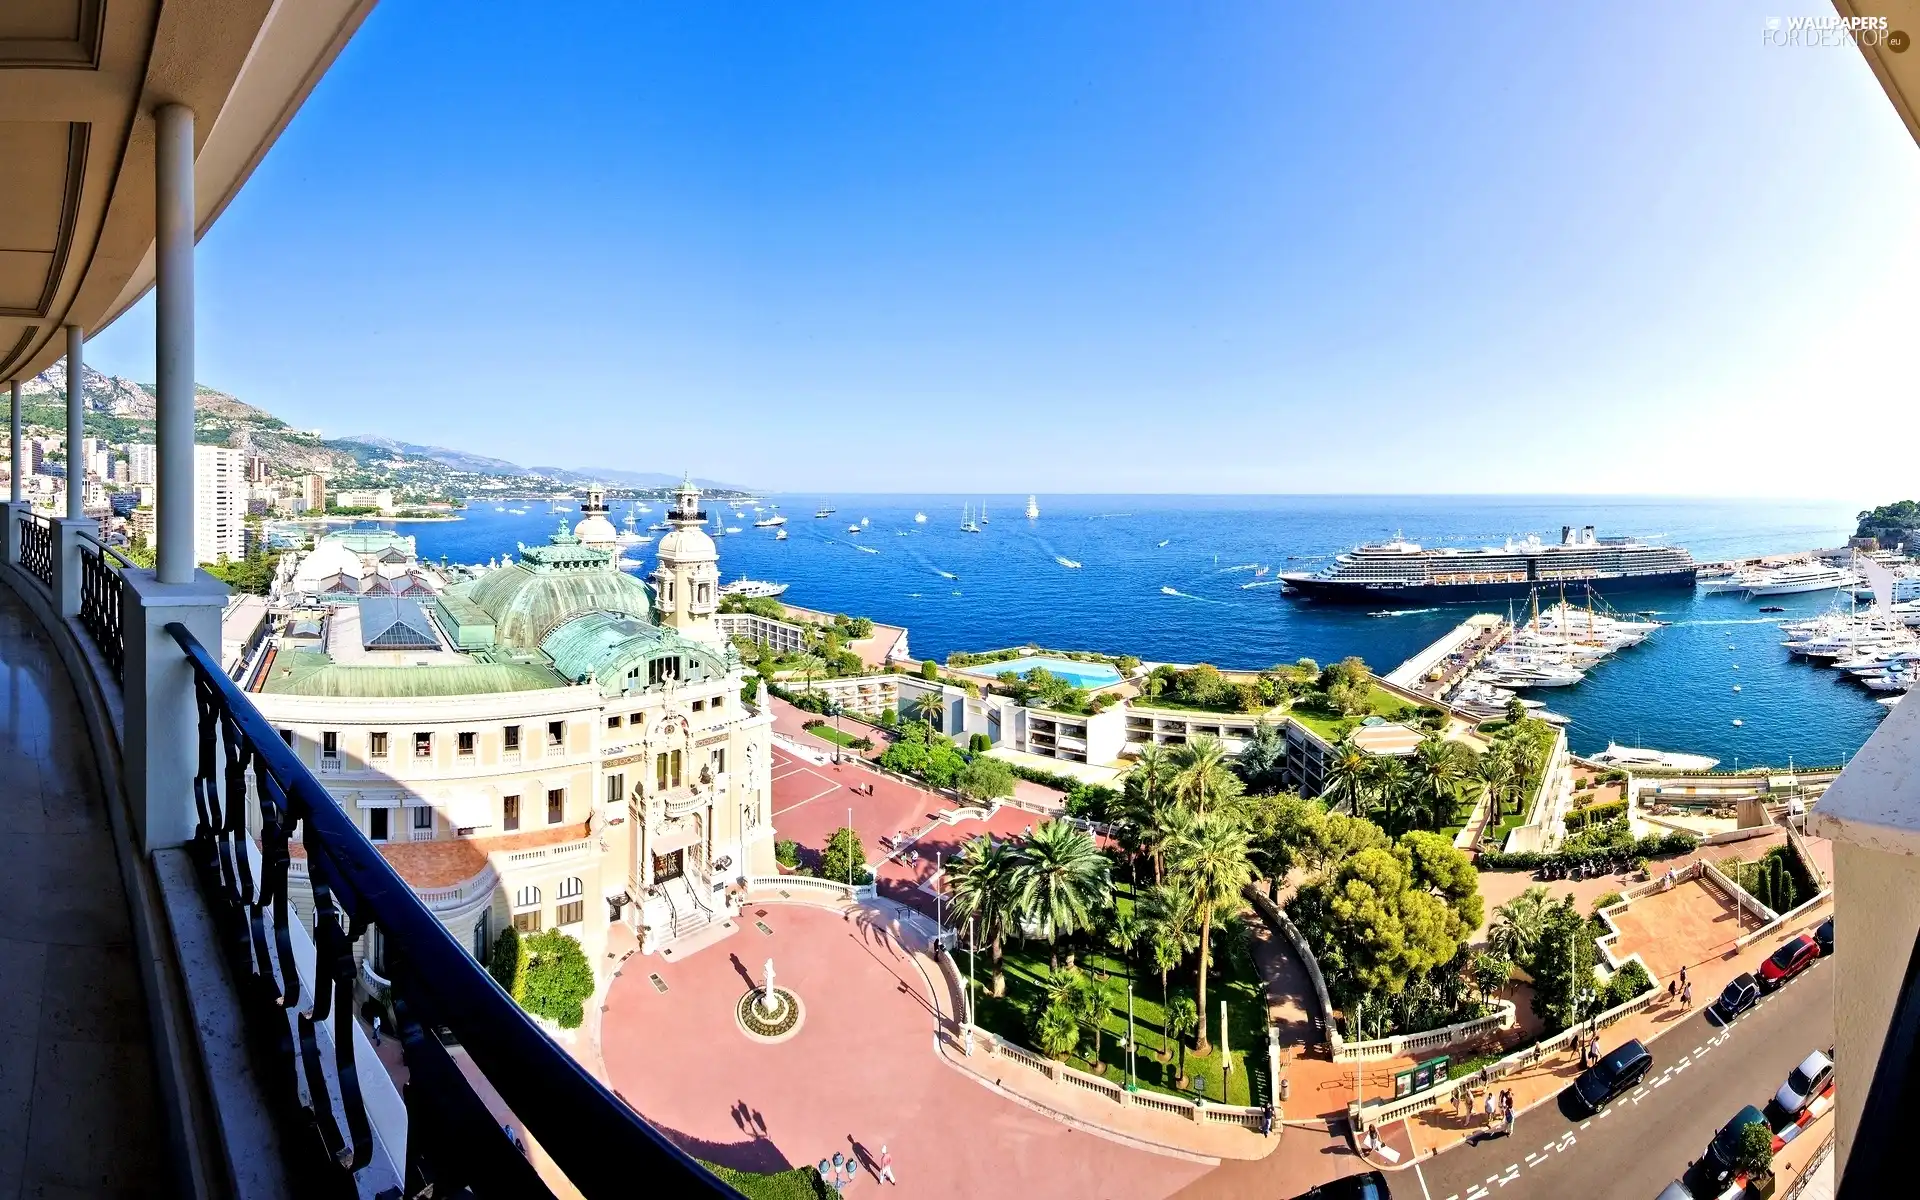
1584, 525, 1596, 545
1561, 525, 1574, 546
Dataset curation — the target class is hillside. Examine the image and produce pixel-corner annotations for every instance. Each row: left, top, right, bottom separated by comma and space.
19, 365, 754, 496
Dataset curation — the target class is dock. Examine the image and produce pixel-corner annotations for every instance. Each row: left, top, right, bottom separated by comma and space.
1385, 613, 1509, 699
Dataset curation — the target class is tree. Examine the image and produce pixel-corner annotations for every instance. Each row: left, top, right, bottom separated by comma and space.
1168, 813, 1254, 1056
1171, 735, 1240, 816
957, 755, 1016, 802
1731, 1119, 1775, 1182
1232, 721, 1288, 794
1323, 740, 1372, 819
1529, 896, 1598, 1032
488, 926, 524, 998
1106, 906, 1141, 962
1138, 883, 1199, 1059
1488, 885, 1552, 968
1474, 746, 1517, 819
1602, 960, 1653, 1010
1288, 841, 1464, 1013
1113, 655, 1141, 675
1012, 821, 1110, 969
1243, 792, 1323, 899
1409, 736, 1468, 831
1056, 969, 1115, 1072
1398, 830, 1484, 931
948, 835, 1021, 997
908, 691, 943, 731
1032, 995, 1081, 1061
1504, 696, 1528, 725
1132, 791, 1194, 888
819, 826, 871, 886
1470, 951, 1512, 1006
518, 930, 595, 1029
1166, 995, 1199, 1085
1302, 810, 1390, 878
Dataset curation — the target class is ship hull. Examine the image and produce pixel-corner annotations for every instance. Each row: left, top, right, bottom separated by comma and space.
1279, 568, 1697, 605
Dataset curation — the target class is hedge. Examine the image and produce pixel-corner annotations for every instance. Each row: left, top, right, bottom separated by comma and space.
1480, 831, 1698, 871
1564, 799, 1628, 831
701, 1161, 834, 1200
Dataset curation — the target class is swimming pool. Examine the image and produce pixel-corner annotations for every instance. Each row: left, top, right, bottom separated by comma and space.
959, 656, 1124, 689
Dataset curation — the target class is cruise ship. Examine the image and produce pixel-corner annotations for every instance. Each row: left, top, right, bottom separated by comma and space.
1280, 525, 1696, 604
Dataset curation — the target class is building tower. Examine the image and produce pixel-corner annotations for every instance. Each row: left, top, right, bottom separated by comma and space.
650, 475, 720, 646
572, 482, 619, 552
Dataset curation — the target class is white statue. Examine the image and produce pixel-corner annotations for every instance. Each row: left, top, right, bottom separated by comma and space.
762, 958, 777, 1013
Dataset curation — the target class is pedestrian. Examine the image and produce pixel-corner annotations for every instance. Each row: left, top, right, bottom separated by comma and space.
1483, 1089, 1497, 1128
1682, 981, 1693, 1011
1502, 1089, 1515, 1135
1668, 978, 1677, 1003
1679, 964, 1688, 990
877, 1144, 896, 1185
371, 1015, 382, 1047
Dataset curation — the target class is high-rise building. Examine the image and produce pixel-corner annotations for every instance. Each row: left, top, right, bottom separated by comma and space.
88, 448, 110, 480
302, 473, 327, 513
128, 442, 157, 485
245, 454, 268, 483
192, 445, 247, 564
128, 507, 155, 549
112, 459, 129, 484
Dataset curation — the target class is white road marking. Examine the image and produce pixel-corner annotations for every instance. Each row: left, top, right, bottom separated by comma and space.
1695, 1046, 1705, 1055
1526, 1154, 1545, 1168
1581, 1121, 1592, 1129
1556, 1132, 1576, 1152
1653, 1076, 1669, 1088
1414, 1163, 1433, 1200
1466, 1188, 1490, 1200
1498, 1166, 1521, 1186
1542, 1142, 1554, 1152
1599, 1109, 1612, 1118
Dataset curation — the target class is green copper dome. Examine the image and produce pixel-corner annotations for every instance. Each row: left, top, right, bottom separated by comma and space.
459, 531, 652, 650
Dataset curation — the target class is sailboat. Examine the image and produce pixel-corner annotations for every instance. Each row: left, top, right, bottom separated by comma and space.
980, 502, 990, 525
1025, 495, 1040, 520
616, 511, 647, 547
960, 502, 981, 533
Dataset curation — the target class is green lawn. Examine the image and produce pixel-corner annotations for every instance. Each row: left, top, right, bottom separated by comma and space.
805, 723, 863, 748
956, 884, 1270, 1107
1285, 686, 1412, 743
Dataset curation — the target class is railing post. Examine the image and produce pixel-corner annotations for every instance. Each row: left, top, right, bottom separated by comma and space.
122, 567, 228, 852
49, 516, 98, 617
0, 500, 25, 566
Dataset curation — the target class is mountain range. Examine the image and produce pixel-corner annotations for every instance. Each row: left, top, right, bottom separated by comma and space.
23, 365, 748, 491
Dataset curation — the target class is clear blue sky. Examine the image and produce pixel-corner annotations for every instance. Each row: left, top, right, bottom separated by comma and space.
88, 1, 1920, 495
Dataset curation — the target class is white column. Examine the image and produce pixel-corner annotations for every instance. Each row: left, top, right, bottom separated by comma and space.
155, 102, 196, 584
65, 326, 83, 519
8, 379, 19, 503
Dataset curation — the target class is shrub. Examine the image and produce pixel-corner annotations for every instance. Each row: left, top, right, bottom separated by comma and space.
849, 736, 874, 752
1565, 799, 1628, 830
1732, 1118, 1775, 1181
958, 756, 1017, 802
701, 1160, 835, 1200
518, 930, 596, 1029
775, 839, 801, 868
877, 707, 899, 728
921, 660, 939, 680
1480, 832, 1698, 872
1589, 891, 1624, 916
819, 826, 872, 886
1601, 960, 1654, 1010
969, 732, 991, 753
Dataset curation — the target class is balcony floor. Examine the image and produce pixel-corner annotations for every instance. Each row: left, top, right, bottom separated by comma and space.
0, 584, 166, 1195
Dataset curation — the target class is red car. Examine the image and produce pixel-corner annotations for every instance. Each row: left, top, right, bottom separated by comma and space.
1758, 934, 1819, 991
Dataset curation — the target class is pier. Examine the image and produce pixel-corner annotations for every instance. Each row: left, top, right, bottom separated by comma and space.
1385, 613, 1509, 699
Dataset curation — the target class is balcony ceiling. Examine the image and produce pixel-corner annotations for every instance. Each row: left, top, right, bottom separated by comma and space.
0, 0, 376, 386
1835, 1, 1920, 145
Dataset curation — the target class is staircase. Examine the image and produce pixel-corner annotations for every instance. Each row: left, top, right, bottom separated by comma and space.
663, 876, 710, 938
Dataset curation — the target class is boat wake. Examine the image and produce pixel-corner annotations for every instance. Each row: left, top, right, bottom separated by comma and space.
1218, 563, 1261, 573
1672, 618, 1778, 628
1160, 586, 1226, 604
1369, 607, 1439, 617
854, 545, 879, 555
1240, 580, 1285, 590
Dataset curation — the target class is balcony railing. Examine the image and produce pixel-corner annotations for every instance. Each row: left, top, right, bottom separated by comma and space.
168, 622, 735, 1198
18, 512, 52, 589
77, 536, 128, 682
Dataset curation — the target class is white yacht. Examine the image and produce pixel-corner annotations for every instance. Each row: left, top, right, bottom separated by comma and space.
913, 512, 927, 523
1055, 556, 1081, 569
774, 529, 789, 541
1745, 562, 1861, 597
719, 575, 789, 599
846, 524, 862, 534
753, 514, 787, 528
615, 511, 646, 546
1587, 743, 1721, 771
1026, 495, 1040, 520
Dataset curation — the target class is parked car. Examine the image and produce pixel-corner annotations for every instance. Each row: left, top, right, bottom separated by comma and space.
1655, 1182, 1695, 1200
1699, 1105, 1771, 1190
1288, 1170, 1391, 1200
1815, 918, 1834, 956
1758, 935, 1820, 991
1571, 1038, 1654, 1113
1775, 1049, 1835, 1116
1712, 973, 1760, 1021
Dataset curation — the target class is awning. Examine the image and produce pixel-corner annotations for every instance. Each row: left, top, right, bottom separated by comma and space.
444, 792, 495, 829
353, 792, 406, 810
649, 823, 701, 854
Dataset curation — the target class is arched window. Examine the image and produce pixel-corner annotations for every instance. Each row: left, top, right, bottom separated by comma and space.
556, 877, 585, 926
558, 877, 584, 900
514, 885, 541, 909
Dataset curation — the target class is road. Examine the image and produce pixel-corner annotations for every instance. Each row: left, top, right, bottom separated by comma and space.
1411, 960, 1833, 1200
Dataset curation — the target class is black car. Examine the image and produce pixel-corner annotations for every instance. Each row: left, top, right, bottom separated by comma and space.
1712, 972, 1760, 1021
1815, 918, 1834, 956
1571, 1038, 1654, 1112
1697, 1105, 1770, 1190
1290, 1170, 1392, 1200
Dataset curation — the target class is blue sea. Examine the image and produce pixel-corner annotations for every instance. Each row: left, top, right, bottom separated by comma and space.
373, 494, 1882, 769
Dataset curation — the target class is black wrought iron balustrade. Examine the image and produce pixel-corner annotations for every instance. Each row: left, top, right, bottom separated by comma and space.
77, 539, 126, 681
167, 623, 737, 1199
19, 514, 52, 589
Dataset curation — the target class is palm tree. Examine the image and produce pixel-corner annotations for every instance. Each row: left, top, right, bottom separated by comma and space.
1323, 740, 1371, 818
1410, 735, 1467, 831
1135, 795, 1194, 887
1170, 735, 1235, 816
1166, 995, 1199, 1086
1012, 821, 1110, 970
1106, 907, 1141, 963
908, 691, 943, 732
1168, 813, 1254, 1057
1474, 745, 1516, 820
1369, 756, 1411, 831
946, 834, 1021, 996
1488, 884, 1552, 968
1138, 882, 1200, 1059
